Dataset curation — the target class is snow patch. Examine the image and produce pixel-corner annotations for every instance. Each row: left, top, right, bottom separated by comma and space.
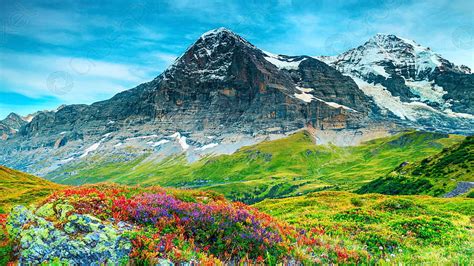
80, 142, 101, 158
352, 77, 446, 121
150, 139, 170, 147
59, 157, 74, 164
195, 143, 219, 151
178, 137, 189, 150
294, 92, 314, 103
126, 135, 159, 141
404, 79, 446, 105
263, 51, 305, 70
314, 97, 357, 112
372, 65, 389, 78
294, 87, 357, 112
169, 132, 190, 150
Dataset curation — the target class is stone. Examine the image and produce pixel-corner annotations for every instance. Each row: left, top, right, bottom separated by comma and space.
7, 205, 133, 264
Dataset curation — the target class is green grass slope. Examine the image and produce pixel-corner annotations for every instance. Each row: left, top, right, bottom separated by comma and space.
0, 166, 66, 263
47, 131, 464, 203
357, 136, 474, 196
254, 191, 473, 264
0, 165, 66, 212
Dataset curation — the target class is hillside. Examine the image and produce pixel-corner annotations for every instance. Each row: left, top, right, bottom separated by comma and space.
357, 136, 474, 196
254, 191, 473, 264
3, 184, 372, 264
3, 183, 472, 264
47, 131, 464, 203
0, 166, 65, 212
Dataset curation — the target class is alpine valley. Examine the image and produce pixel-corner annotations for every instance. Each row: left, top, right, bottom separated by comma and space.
1, 28, 473, 265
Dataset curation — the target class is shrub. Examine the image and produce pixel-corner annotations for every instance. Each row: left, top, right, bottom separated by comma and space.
390, 217, 455, 244
375, 198, 416, 211
350, 198, 364, 207
466, 189, 474, 198
333, 208, 381, 224
357, 176, 433, 195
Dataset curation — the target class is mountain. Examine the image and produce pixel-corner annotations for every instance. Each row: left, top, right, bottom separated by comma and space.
319, 33, 474, 132
0, 165, 65, 211
44, 130, 464, 203
0, 113, 28, 140
0, 29, 472, 177
357, 135, 473, 196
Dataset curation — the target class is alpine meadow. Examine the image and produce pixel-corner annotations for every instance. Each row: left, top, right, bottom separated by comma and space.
0, 0, 473, 264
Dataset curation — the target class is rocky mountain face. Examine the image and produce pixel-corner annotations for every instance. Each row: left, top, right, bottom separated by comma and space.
21, 28, 373, 138
319, 34, 473, 132
0, 29, 472, 177
0, 113, 28, 140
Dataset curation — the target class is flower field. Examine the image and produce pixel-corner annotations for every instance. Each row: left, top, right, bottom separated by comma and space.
3, 184, 373, 264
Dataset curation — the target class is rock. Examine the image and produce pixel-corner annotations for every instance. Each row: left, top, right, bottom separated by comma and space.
157, 258, 175, 266
0, 112, 27, 139
443, 182, 474, 198
7, 205, 133, 264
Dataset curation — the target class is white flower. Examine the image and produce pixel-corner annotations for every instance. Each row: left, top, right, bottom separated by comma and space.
379, 246, 384, 250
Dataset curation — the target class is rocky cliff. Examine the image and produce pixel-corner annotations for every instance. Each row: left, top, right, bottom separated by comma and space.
0, 29, 472, 177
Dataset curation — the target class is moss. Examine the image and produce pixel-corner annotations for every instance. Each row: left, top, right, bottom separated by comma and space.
36, 203, 56, 218
7, 205, 132, 264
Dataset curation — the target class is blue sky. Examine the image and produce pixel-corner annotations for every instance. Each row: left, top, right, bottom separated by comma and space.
0, 0, 473, 119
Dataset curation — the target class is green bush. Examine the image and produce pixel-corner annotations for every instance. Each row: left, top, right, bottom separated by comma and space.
466, 189, 474, 198
350, 198, 364, 207
391, 217, 454, 244
357, 175, 433, 195
375, 198, 416, 211
333, 208, 381, 224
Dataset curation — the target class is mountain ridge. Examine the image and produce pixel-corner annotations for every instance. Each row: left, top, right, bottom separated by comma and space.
0, 28, 472, 177
319, 33, 473, 126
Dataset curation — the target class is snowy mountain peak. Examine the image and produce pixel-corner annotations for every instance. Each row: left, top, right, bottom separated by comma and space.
200, 27, 234, 38
197, 27, 255, 50
322, 33, 474, 124
327, 33, 470, 82
160, 27, 262, 83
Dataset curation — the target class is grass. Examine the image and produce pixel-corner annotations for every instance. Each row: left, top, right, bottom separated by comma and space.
0, 165, 66, 265
254, 191, 474, 264
358, 135, 474, 196
47, 130, 465, 203
0, 165, 66, 212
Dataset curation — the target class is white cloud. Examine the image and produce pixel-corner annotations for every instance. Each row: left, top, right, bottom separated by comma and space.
0, 51, 160, 105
